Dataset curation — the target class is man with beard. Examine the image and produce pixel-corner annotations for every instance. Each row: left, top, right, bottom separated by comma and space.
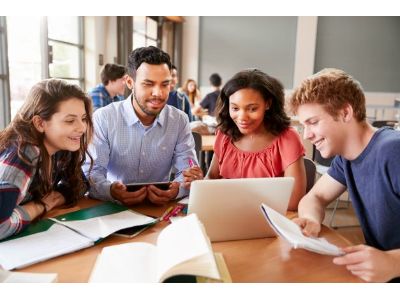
83, 46, 202, 206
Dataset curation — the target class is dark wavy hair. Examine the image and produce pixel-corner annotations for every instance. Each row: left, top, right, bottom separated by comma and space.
127, 46, 172, 80
216, 69, 290, 141
0, 79, 94, 207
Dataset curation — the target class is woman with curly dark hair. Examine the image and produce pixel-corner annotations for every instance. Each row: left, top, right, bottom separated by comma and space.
189, 69, 306, 211
0, 79, 93, 240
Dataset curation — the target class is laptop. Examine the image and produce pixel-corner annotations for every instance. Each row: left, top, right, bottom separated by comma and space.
187, 177, 294, 242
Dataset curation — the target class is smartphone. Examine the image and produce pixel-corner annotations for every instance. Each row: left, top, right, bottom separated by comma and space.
126, 182, 171, 192
112, 224, 153, 238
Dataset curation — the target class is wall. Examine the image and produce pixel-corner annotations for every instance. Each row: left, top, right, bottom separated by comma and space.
182, 16, 400, 107
84, 16, 118, 91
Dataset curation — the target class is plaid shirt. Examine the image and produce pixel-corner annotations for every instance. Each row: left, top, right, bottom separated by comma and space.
88, 84, 124, 111
0, 144, 87, 240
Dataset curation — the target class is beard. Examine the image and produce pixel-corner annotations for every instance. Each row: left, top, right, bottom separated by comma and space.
133, 90, 160, 117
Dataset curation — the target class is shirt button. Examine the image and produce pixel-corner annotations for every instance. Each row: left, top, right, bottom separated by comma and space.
162, 146, 166, 150
142, 152, 145, 156
140, 170, 144, 173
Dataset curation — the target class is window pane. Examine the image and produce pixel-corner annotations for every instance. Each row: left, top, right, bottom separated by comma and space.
133, 32, 145, 49
133, 16, 146, 35
65, 79, 82, 87
49, 41, 81, 78
146, 38, 157, 47
6, 16, 42, 119
147, 18, 158, 39
48, 16, 80, 44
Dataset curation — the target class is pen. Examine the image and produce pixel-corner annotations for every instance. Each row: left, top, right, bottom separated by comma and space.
163, 204, 185, 222
188, 158, 195, 168
160, 206, 174, 221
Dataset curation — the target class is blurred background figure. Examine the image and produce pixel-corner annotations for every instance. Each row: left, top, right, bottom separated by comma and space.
167, 64, 193, 121
88, 63, 127, 111
179, 79, 201, 108
193, 73, 222, 117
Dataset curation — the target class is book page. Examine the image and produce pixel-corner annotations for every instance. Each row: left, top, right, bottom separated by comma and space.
261, 203, 344, 256
89, 242, 157, 282
0, 224, 93, 270
51, 210, 156, 241
156, 214, 220, 282
1, 269, 57, 283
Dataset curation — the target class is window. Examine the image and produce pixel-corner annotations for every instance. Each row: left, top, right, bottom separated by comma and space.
47, 16, 84, 87
6, 16, 84, 120
0, 17, 11, 129
6, 16, 42, 120
132, 16, 160, 49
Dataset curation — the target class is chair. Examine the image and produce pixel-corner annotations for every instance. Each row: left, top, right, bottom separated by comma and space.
191, 131, 204, 172
371, 120, 397, 128
303, 158, 316, 193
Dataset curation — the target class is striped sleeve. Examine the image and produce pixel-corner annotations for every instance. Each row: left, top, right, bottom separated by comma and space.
0, 147, 36, 240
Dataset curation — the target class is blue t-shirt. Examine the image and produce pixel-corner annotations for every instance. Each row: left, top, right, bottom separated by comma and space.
328, 127, 400, 250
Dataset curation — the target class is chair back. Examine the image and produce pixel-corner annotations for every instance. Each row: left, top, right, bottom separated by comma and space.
313, 146, 334, 167
191, 131, 202, 162
371, 120, 397, 128
304, 158, 316, 193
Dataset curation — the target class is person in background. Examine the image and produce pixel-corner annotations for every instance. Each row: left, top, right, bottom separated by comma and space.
0, 79, 93, 240
166, 64, 192, 121
179, 79, 201, 108
193, 73, 222, 117
88, 63, 127, 111
290, 68, 400, 282
186, 69, 306, 211
83, 46, 200, 206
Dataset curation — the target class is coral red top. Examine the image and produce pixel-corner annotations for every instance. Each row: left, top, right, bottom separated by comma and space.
214, 127, 305, 179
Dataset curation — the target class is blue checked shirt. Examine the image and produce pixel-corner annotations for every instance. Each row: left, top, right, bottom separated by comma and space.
83, 96, 197, 202
88, 84, 124, 111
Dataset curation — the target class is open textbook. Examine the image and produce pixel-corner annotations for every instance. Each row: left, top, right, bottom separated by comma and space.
0, 202, 156, 270
89, 214, 228, 283
260, 203, 344, 256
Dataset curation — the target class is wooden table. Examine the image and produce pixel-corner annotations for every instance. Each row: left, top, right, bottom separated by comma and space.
17, 198, 362, 283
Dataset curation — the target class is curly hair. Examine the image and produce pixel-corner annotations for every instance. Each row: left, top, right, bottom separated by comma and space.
289, 68, 366, 121
127, 46, 172, 80
0, 79, 94, 207
216, 69, 290, 141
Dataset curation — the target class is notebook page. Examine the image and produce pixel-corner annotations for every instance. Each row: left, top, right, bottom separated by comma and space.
51, 210, 156, 240
0, 224, 93, 270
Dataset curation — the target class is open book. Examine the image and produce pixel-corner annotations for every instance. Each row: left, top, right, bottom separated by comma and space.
0, 268, 57, 283
0, 202, 156, 270
89, 214, 227, 283
260, 203, 344, 256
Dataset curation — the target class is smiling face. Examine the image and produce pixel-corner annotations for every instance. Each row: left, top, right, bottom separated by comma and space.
297, 103, 347, 158
229, 88, 269, 135
126, 62, 171, 122
37, 98, 88, 155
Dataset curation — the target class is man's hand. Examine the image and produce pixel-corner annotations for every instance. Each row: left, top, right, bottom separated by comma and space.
333, 244, 400, 282
147, 182, 180, 205
182, 166, 204, 189
292, 217, 321, 237
110, 182, 147, 206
